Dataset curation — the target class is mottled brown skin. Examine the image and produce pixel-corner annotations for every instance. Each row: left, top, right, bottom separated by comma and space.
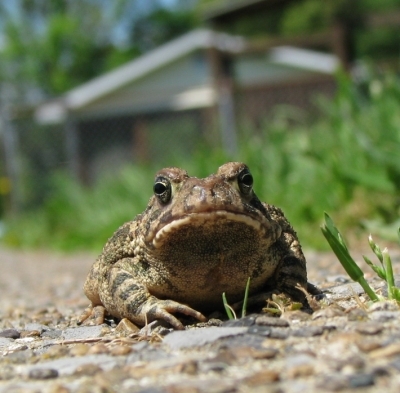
79, 162, 308, 329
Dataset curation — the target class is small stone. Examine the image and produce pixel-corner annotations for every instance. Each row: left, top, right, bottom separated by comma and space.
62, 325, 108, 341
355, 337, 382, 353
369, 342, 400, 359
355, 321, 383, 335
312, 306, 345, 319
347, 308, 369, 321
42, 329, 62, 339
200, 361, 227, 373
4, 348, 34, 363
269, 327, 290, 339
348, 373, 374, 388
0, 329, 20, 339
47, 384, 70, 393
255, 316, 289, 327
176, 360, 198, 375
221, 315, 257, 327
28, 368, 59, 379
0, 337, 13, 350
43, 344, 69, 358
244, 370, 280, 386
369, 311, 400, 322
286, 363, 315, 379
25, 323, 49, 333
115, 318, 140, 335
110, 345, 132, 356
283, 310, 311, 322
74, 363, 103, 376
247, 325, 271, 336
7, 343, 28, 352
325, 282, 364, 299
326, 275, 351, 283
235, 346, 278, 360
0, 365, 15, 380
88, 343, 109, 354
163, 327, 247, 350
20, 330, 41, 338
368, 300, 398, 312
70, 343, 90, 356
292, 326, 324, 337
315, 374, 348, 391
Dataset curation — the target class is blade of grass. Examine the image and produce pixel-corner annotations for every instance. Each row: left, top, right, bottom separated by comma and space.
322, 213, 379, 302
368, 235, 384, 263
222, 292, 235, 320
241, 277, 251, 318
383, 248, 395, 299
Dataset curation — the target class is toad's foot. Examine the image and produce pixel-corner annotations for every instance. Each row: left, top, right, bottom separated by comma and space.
138, 297, 207, 330
77, 304, 107, 325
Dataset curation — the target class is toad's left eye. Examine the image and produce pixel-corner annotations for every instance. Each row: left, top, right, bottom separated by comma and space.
238, 168, 253, 195
154, 176, 172, 204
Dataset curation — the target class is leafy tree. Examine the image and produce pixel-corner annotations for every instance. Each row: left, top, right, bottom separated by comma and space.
0, 0, 198, 102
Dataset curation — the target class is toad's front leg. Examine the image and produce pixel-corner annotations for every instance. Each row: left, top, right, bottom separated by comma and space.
81, 260, 207, 330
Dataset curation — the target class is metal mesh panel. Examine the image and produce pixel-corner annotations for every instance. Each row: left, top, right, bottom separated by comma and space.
1, 77, 335, 212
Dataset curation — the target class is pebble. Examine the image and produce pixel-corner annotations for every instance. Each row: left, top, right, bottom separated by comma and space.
348, 372, 375, 388
315, 374, 349, 391
369, 342, 400, 359
42, 345, 70, 359
110, 345, 132, 356
312, 306, 345, 319
0, 329, 20, 339
115, 318, 140, 335
42, 329, 63, 339
163, 327, 247, 350
369, 310, 400, 322
25, 323, 50, 332
221, 314, 257, 327
244, 369, 280, 386
61, 325, 109, 341
73, 363, 103, 376
70, 343, 90, 356
292, 326, 325, 337
28, 368, 59, 379
0, 337, 13, 350
355, 321, 383, 335
0, 365, 15, 380
347, 308, 369, 321
324, 282, 364, 299
255, 315, 290, 327
87, 343, 109, 355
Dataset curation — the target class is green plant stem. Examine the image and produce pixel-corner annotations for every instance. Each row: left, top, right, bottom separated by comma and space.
383, 248, 395, 299
222, 292, 235, 319
241, 277, 251, 318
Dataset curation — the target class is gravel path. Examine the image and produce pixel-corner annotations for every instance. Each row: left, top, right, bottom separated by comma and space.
1, 246, 400, 392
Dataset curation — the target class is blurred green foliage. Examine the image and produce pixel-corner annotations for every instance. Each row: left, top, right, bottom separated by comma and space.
0, 0, 199, 98
3, 73, 400, 251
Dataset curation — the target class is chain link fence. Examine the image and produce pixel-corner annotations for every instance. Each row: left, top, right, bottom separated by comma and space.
0, 75, 336, 215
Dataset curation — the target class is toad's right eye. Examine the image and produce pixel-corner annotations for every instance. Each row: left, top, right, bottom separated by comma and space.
154, 176, 172, 203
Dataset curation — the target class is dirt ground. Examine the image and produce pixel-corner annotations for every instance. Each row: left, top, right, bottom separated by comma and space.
0, 244, 394, 314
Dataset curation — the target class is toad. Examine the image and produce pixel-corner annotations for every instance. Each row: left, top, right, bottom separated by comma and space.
79, 162, 311, 329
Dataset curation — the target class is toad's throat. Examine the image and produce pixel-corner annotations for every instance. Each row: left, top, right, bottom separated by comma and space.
151, 211, 273, 249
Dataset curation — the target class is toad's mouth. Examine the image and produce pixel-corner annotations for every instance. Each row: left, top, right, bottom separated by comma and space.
151, 210, 278, 249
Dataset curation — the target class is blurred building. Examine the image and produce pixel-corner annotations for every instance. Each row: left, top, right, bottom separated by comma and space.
5, 0, 358, 211
34, 26, 337, 184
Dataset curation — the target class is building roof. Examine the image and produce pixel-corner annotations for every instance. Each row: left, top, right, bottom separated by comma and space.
203, 0, 292, 23
35, 29, 246, 123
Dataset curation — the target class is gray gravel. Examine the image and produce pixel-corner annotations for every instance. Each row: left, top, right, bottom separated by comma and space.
1, 246, 400, 392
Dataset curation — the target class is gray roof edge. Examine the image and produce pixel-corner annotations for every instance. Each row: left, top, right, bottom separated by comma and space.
63, 28, 246, 110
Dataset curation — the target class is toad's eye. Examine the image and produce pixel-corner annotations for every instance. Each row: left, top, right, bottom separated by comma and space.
154, 176, 172, 203
238, 168, 253, 195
